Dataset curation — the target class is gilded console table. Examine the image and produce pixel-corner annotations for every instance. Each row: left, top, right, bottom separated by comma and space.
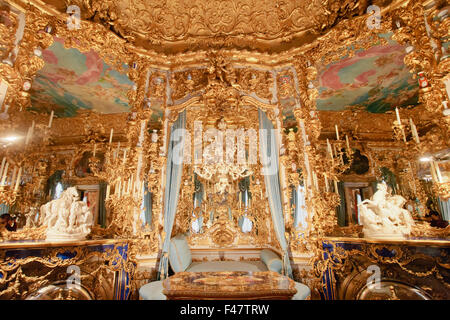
0, 239, 134, 300
163, 271, 297, 300
319, 237, 450, 300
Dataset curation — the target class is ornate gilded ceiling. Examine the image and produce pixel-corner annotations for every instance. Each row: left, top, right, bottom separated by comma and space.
0, 0, 447, 143
24, 31, 421, 120
316, 33, 419, 113
44, 0, 395, 54
29, 36, 134, 117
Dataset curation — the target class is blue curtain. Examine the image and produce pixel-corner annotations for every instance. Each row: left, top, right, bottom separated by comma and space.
141, 182, 152, 226
437, 197, 450, 221
157, 110, 186, 280
0, 204, 9, 215
258, 109, 293, 278
336, 181, 346, 227
46, 170, 68, 200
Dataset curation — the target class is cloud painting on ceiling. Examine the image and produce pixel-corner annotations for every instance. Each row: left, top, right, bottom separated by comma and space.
29, 37, 134, 117
316, 35, 419, 113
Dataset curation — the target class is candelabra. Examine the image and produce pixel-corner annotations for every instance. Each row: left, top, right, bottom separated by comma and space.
0, 116, 54, 240
391, 107, 449, 203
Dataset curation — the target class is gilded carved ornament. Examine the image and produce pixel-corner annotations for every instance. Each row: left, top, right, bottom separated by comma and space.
62, 0, 365, 53
0, 243, 134, 300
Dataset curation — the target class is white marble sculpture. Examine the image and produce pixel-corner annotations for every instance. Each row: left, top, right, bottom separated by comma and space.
358, 182, 415, 239
40, 187, 93, 241
24, 207, 38, 228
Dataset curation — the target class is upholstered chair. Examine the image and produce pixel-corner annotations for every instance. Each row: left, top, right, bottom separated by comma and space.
139, 234, 310, 300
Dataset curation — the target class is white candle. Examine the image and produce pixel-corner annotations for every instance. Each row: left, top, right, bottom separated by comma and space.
334, 180, 339, 194
163, 118, 168, 154
123, 148, 127, 164
324, 174, 329, 192
114, 141, 120, 160
109, 128, 114, 144
444, 77, 450, 100
0, 157, 5, 179
30, 120, 35, 142
48, 110, 54, 128
10, 166, 17, 186
326, 139, 334, 159
434, 161, 443, 182
138, 120, 146, 146
346, 135, 350, 151
299, 119, 308, 145
93, 144, 96, 157
335, 125, 340, 140
123, 178, 128, 195
25, 121, 35, 145
430, 162, 438, 182
117, 179, 122, 198
395, 108, 406, 142
105, 184, 110, 200
24, 127, 31, 145
395, 107, 401, 123
0, 162, 8, 185
14, 167, 21, 192
0, 80, 7, 110
135, 180, 140, 198
136, 149, 143, 180
313, 171, 318, 190
123, 179, 128, 197
409, 118, 420, 144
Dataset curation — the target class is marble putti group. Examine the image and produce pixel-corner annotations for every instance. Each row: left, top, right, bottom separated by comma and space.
40, 187, 93, 241
358, 182, 415, 239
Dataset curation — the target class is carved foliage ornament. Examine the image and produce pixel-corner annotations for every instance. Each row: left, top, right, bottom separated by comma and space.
66, 0, 363, 44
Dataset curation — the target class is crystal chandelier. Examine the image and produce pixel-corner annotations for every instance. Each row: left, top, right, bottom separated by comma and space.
193, 119, 252, 194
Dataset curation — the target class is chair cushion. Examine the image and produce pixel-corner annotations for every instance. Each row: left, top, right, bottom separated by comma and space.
139, 281, 166, 300
186, 260, 268, 272
292, 282, 311, 300
260, 249, 282, 274
169, 234, 192, 272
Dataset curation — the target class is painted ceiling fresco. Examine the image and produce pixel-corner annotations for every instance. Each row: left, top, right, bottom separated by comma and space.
316, 34, 419, 113
29, 37, 134, 117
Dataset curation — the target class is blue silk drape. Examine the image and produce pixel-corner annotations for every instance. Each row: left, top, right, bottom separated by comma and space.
157, 110, 186, 280
258, 109, 293, 278
437, 197, 450, 221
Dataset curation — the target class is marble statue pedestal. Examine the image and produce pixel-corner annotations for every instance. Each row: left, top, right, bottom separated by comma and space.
46, 230, 89, 242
